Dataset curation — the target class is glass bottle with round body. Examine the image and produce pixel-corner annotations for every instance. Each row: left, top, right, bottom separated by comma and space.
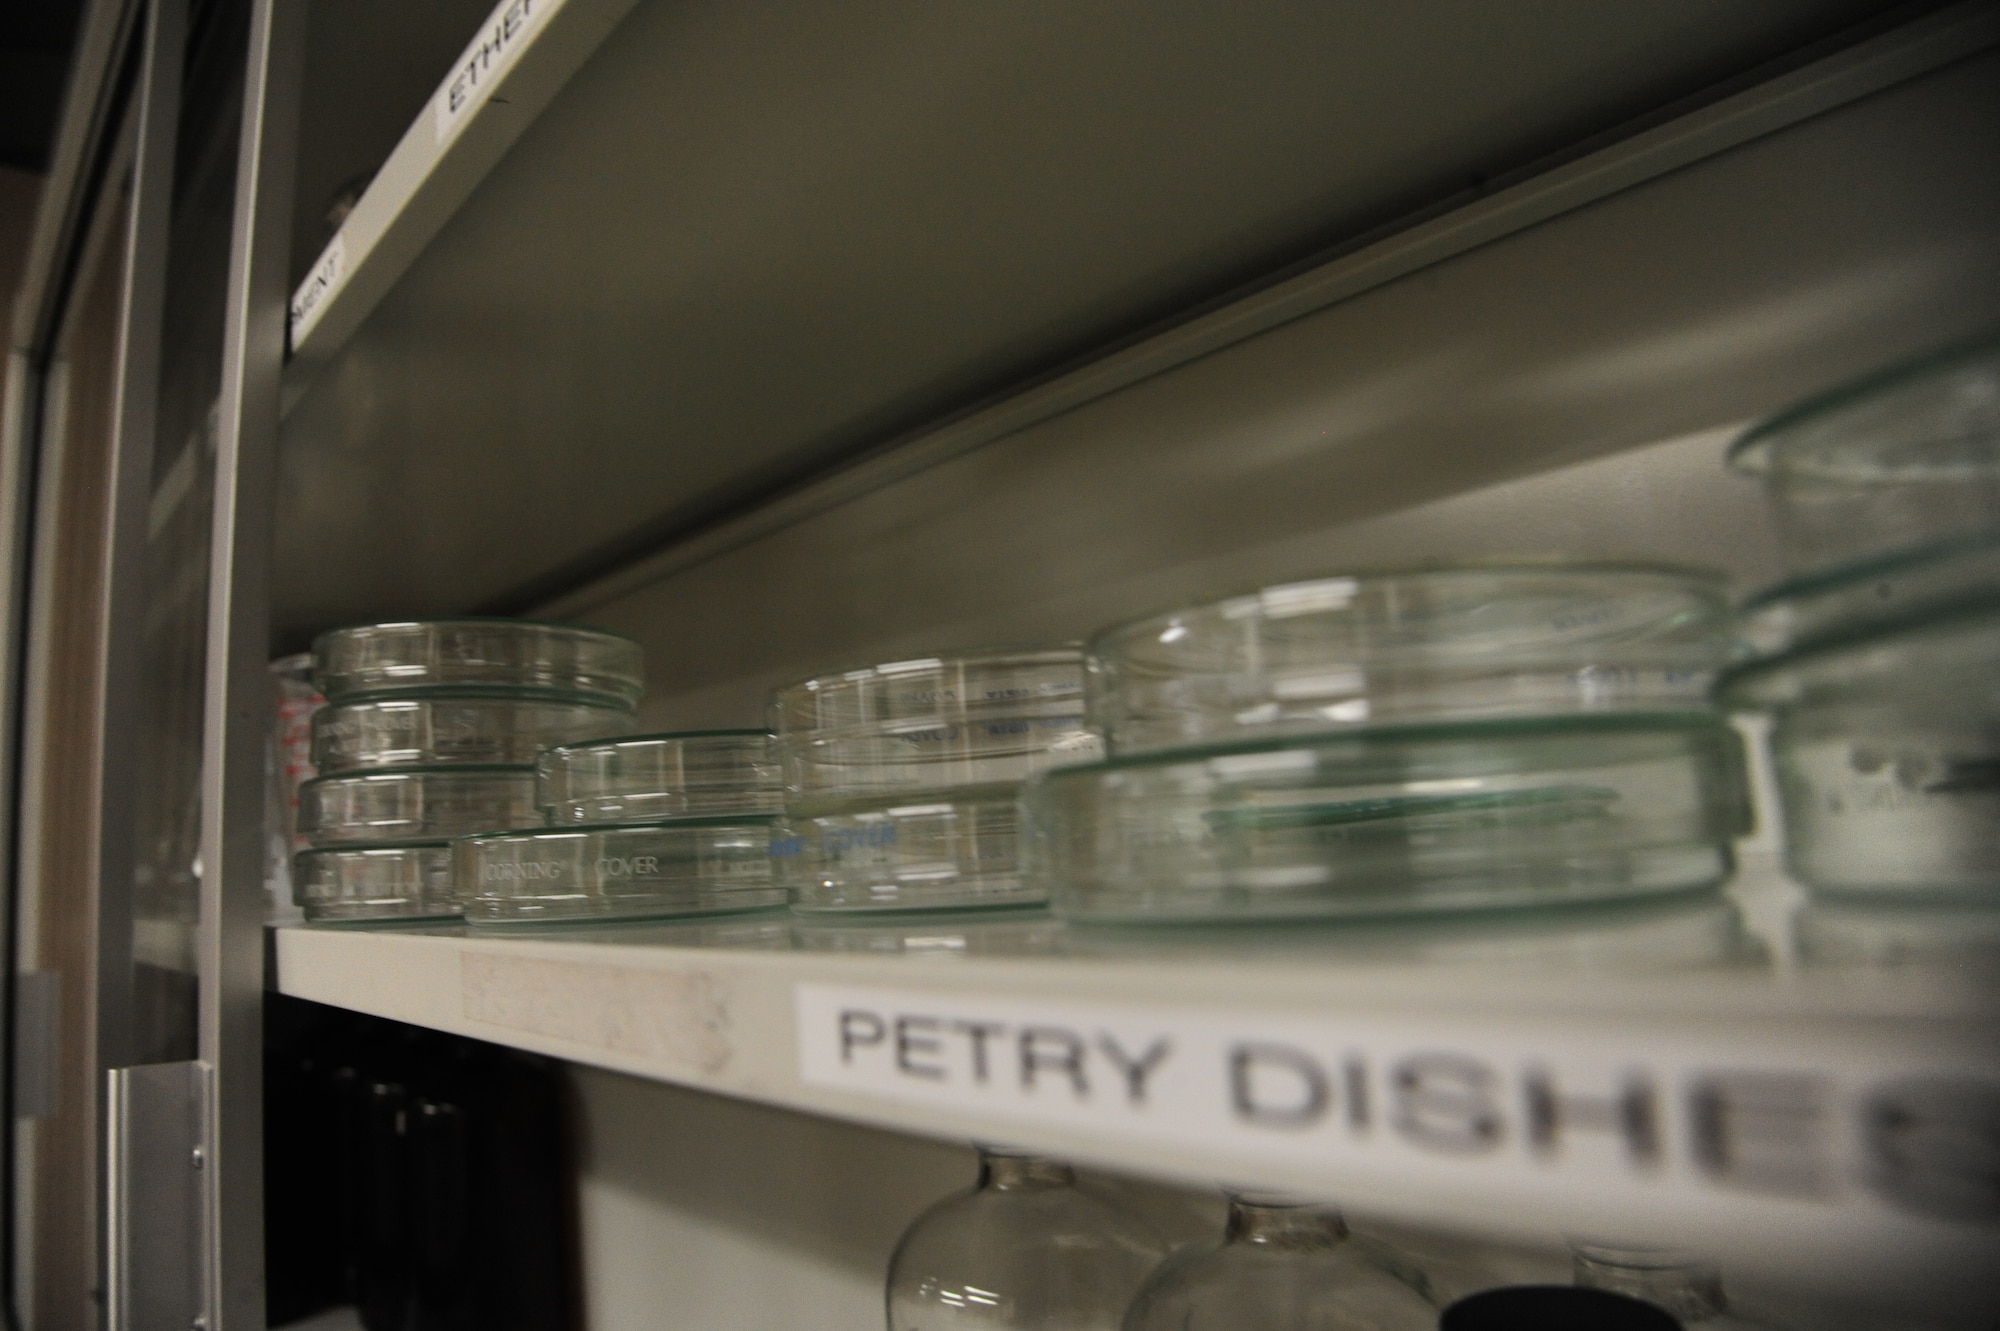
886, 1150, 1165, 1331
1120, 1193, 1438, 1331
1573, 1244, 1782, 1329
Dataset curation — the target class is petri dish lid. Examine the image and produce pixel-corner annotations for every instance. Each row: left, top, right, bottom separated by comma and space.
313, 618, 644, 704
1089, 562, 1730, 753
297, 765, 540, 844
1728, 335, 2000, 482
1735, 527, 2000, 657
311, 687, 636, 773
1718, 591, 2000, 710
295, 838, 454, 874
537, 729, 782, 823
772, 646, 1086, 739
1440, 1286, 1682, 1330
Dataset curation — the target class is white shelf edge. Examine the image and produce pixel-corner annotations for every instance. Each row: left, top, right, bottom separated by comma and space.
282, 0, 639, 389
272, 887, 1998, 1313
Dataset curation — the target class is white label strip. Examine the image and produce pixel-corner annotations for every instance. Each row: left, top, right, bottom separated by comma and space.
434, 0, 568, 145
796, 982, 1997, 1226
288, 230, 345, 343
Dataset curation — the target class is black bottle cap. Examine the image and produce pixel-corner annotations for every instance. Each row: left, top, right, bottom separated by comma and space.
1440, 1286, 1684, 1330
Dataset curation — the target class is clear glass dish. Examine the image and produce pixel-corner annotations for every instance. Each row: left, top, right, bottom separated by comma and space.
311, 689, 635, 772
296, 765, 539, 845
1736, 528, 2000, 657
886, 1150, 1165, 1331
1122, 1194, 1438, 1331
776, 786, 1040, 913
1720, 599, 1999, 900
1062, 890, 1758, 973
1729, 336, 2000, 584
468, 911, 794, 949
772, 648, 1100, 798
790, 907, 1064, 957
536, 729, 782, 824
312, 618, 644, 704
1025, 717, 1749, 924
453, 818, 785, 924
1794, 898, 2000, 976
1089, 563, 1730, 756
293, 842, 458, 923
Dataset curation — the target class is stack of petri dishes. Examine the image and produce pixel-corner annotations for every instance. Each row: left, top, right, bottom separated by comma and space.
772, 648, 1103, 912
1719, 337, 2000, 930
452, 730, 789, 925
1025, 563, 1749, 923
292, 620, 641, 923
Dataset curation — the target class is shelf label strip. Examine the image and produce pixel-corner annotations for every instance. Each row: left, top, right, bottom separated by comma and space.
434, 0, 569, 146
795, 982, 1996, 1227
289, 231, 345, 344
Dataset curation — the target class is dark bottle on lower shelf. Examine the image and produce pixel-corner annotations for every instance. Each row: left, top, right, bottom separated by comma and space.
263, 996, 580, 1331
1441, 1286, 1684, 1329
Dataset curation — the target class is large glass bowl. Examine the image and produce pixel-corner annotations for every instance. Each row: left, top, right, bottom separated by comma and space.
1720, 598, 2000, 900
1088, 563, 1729, 757
1735, 528, 2000, 658
312, 618, 644, 704
1729, 337, 2000, 583
1025, 716, 1749, 924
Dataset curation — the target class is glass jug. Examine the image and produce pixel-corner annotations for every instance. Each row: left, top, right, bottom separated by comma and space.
887, 1150, 1166, 1330
1121, 1193, 1437, 1331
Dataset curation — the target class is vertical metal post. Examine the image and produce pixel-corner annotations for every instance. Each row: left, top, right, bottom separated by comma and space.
201, 0, 303, 1326
98, 0, 186, 1109
95, 0, 191, 1323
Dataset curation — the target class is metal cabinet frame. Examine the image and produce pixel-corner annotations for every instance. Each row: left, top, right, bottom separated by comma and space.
6, 2, 1999, 1328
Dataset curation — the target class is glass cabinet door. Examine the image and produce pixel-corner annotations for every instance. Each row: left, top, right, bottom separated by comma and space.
4, 2, 248, 1325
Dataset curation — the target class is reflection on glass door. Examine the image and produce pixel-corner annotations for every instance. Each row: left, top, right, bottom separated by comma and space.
12, 116, 136, 1331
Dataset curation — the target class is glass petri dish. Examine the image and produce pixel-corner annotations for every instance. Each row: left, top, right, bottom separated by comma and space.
296, 765, 539, 845
1024, 716, 1749, 924
772, 648, 1101, 799
453, 819, 786, 924
790, 906, 1064, 956
293, 842, 457, 923
1795, 898, 2000, 976
311, 689, 635, 773
468, 912, 796, 948
537, 729, 782, 824
312, 618, 644, 704
1062, 889, 1758, 972
776, 786, 1041, 913
1089, 563, 1730, 756
1729, 337, 2000, 584
1720, 598, 2000, 901
1735, 527, 2000, 657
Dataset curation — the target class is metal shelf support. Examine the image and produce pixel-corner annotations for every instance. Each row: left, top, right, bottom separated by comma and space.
201, 0, 306, 1325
